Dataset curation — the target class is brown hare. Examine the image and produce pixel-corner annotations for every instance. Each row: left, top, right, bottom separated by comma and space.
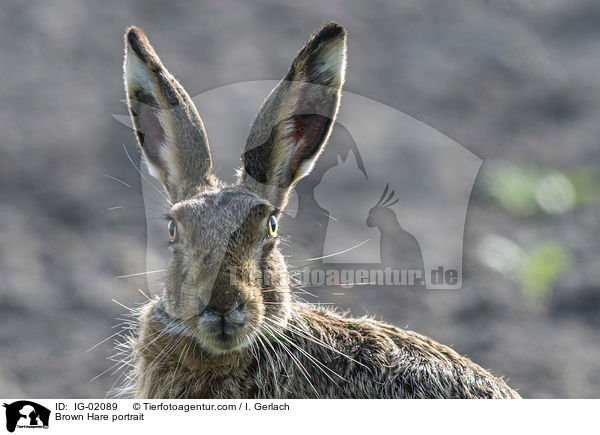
118, 22, 520, 399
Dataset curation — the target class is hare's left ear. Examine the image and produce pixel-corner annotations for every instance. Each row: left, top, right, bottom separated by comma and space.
240, 22, 347, 209
124, 27, 212, 202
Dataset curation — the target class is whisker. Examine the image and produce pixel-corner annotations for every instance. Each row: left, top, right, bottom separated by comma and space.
263, 319, 346, 384
271, 314, 367, 368
138, 288, 153, 300
303, 238, 371, 262
115, 269, 166, 280
112, 299, 134, 312
261, 323, 319, 397
104, 174, 133, 189
102, 205, 166, 214
87, 331, 123, 353
122, 144, 173, 207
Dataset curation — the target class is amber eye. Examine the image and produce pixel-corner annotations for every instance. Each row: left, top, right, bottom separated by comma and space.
266, 215, 278, 238
167, 219, 177, 242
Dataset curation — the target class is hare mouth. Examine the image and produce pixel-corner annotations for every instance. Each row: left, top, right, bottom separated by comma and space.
195, 309, 257, 354
198, 304, 246, 332
198, 328, 256, 355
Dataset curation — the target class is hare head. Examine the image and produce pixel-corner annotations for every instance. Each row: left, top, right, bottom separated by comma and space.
123, 23, 346, 356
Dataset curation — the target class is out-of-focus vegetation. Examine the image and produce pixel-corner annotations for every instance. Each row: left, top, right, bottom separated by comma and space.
477, 161, 600, 217
478, 235, 572, 304
475, 160, 596, 302
519, 242, 572, 303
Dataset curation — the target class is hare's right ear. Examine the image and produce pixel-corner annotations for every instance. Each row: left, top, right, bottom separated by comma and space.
123, 27, 212, 202
239, 22, 347, 209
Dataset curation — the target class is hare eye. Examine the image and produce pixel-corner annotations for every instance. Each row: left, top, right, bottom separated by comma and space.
266, 215, 278, 238
167, 219, 177, 241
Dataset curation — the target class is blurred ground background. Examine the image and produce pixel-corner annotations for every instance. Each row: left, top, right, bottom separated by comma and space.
0, 0, 599, 398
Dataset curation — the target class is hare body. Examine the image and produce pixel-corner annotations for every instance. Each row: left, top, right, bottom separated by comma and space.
118, 23, 520, 399
126, 299, 519, 398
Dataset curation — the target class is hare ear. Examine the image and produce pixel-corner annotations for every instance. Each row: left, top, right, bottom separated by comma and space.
240, 22, 347, 209
124, 27, 212, 202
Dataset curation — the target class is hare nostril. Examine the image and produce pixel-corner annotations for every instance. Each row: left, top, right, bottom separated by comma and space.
202, 305, 228, 318
201, 305, 218, 317
202, 302, 244, 318
200, 302, 246, 333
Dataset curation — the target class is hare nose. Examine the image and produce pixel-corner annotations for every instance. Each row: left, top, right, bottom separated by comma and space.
203, 302, 244, 318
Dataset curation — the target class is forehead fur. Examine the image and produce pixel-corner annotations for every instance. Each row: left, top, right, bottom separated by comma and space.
171, 188, 273, 252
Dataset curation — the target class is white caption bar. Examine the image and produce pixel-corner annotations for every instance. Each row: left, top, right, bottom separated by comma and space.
0, 399, 596, 434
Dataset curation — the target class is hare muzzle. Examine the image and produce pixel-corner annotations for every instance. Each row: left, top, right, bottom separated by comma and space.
200, 303, 246, 334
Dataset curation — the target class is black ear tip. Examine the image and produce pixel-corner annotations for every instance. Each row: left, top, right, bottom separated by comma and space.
125, 26, 144, 47
125, 26, 151, 57
125, 26, 160, 68
317, 22, 347, 41
297, 22, 346, 63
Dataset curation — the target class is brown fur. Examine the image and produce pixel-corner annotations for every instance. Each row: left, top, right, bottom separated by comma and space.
117, 23, 521, 399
